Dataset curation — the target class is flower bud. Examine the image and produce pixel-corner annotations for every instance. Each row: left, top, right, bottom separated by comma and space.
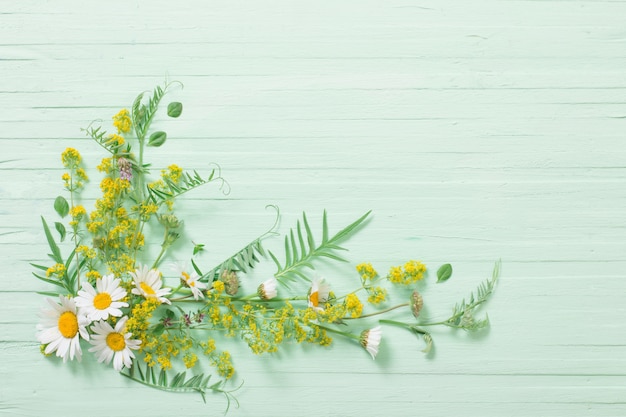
257, 277, 278, 300
410, 290, 423, 318
221, 270, 239, 296
117, 157, 132, 181
360, 326, 382, 359
157, 213, 182, 229
163, 231, 180, 247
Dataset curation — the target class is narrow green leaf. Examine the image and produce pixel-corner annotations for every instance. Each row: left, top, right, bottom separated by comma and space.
303, 212, 315, 251
290, 229, 298, 262
436, 263, 453, 283
32, 272, 66, 289
54, 196, 69, 218
41, 216, 62, 263
321, 210, 329, 243
54, 222, 66, 242
268, 251, 282, 270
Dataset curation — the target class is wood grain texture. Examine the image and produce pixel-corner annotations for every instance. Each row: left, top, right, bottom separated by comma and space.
1, 1, 625, 415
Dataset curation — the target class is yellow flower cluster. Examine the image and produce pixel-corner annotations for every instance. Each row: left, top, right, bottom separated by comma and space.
112, 109, 132, 134
97, 157, 113, 173
388, 260, 427, 285
61, 148, 81, 168
106, 134, 125, 147
367, 286, 387, 305
45, 263, 66, 278
125, 298, 160, 345
344, 293, 363, 318
356, 262, 378, 281
70, 205, 86, 219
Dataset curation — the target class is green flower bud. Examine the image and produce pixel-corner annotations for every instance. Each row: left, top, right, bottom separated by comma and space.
158, 213, 182, 229
221, 270, 239, 296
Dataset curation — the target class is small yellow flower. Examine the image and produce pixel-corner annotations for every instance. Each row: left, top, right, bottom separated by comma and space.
213, 280, 225, 293
112, 109, 132, 133
344, 293, 363, 318
70, 205, 86, 219
61, 148, 81, 168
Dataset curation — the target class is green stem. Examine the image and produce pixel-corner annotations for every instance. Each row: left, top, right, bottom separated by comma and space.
342, 303, 409, 320
313, 323, 360, 341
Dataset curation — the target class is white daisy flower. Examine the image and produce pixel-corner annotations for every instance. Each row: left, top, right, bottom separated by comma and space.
360, 326, 382, 359
36, 295, 90, 362
88, 316, 141, 371
307, 276, 330, 312
171, 263, 207, 300
75, 274, 128, 320
130, 264, 171, 304
257, 277, 278, 300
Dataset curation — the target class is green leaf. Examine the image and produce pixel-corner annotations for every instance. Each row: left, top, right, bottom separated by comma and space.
41, 216, 62, 263
436, 263, 453, 283
54, 222, 66, 242
54, 196, 69, 218
273, 210, 370, 284
147, 131, 167, 147
167, 102, 183, 118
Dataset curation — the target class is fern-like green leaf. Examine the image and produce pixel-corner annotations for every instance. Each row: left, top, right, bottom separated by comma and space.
269, 210, 371, 284
445, 260, 500, 329
121, 361, 239, 411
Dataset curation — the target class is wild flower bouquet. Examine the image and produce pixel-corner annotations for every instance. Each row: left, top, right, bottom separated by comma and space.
34, 82, 500, 408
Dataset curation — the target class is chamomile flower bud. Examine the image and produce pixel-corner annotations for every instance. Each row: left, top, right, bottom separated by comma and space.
257, 277, 278, 300
360, 326, 382, 359
410, 290, 423, 318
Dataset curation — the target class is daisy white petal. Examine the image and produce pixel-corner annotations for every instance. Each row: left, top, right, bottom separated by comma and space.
308, 275, 330, 312
171, 262, 206, 300
88, 316, 141, 371
36, 295, 89, 363
130, 264, 171, 304
360, 326, 382, 359
257, 277, 278, 300
75, 274, 128, 321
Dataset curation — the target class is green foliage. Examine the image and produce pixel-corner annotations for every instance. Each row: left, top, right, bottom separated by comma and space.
82, 124, 129, 155
132, 81, 182, 141
54, 222, 66, 242
205, 239, 267, 282
436, 263, 452, 283
167, 102, 183, 118
147, 167, 228, 206
121, 362, 239, 412
444, 260, 500, 330
148, 131, 167, 147
54, 196, 69, 218
269, 210, 371, 284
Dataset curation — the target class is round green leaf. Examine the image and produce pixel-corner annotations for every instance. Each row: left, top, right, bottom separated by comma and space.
148, 131, 167, 147
167, 102, 183, 118
54, 196, 69, 218
436, 263, 453, 283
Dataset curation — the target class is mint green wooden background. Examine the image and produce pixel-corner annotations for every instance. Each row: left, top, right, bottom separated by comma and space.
2, 1, 625, 415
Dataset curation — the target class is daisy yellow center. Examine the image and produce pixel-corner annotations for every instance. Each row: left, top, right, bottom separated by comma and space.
182, 272, 190, 280
93, 292, 112, 310
189, 281, 196, 287
106, 332, 126, 351
140, 282, 155, 295
58, 311, 78, 338
310, 291, 319, 307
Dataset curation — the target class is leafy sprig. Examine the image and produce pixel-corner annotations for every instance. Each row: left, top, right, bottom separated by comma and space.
269, 210, 371, 284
